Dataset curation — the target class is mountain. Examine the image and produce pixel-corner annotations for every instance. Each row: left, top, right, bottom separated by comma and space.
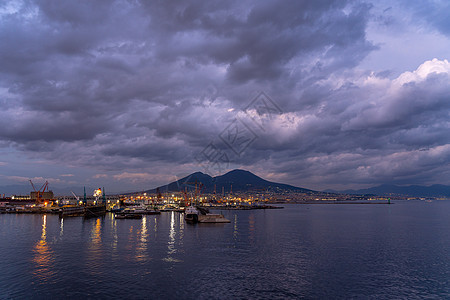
327, 184, 450, 197
143, 169, 315, 194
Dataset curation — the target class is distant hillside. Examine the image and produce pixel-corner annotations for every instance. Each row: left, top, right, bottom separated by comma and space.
143, 169, 315, 194
327, 184, 450, 197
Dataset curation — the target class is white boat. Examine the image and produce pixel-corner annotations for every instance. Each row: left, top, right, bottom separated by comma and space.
122, 205, 160, 215
115, 213, 142, 219
159, 204, 184, 212
121, 207, 145, 214
184, 205, 230, 223
114, 207, 144, 219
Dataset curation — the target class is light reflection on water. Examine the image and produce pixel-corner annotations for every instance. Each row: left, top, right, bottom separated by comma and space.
164, 212, 182, 263
178, 212, 184, 248
91, 218, 102, 244
110, 214, 118, 254
32, 215, 56, 281
248, 212, 255, 244
233, 214, 238, 240
59, 218, 63, 238
135, 216, 148, 262
86, 218, 103, 275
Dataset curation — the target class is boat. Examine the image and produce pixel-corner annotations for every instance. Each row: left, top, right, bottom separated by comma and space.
140, 205, 161, 215
113, 205, 159, 219
41, 206, 61, 214
110, 207, 123, 213
143, 209, 161, 215
122, 207, 145, 214
115, 213, 143, 219
130, 204, 161, 215
59, 205, 85, 217
184, 205, 230, 223
84, 204, 106, 217
159, 204, 184, 212
123, 205, 161, 215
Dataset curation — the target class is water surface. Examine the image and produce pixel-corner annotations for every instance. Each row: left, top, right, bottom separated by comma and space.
1, 201, 449, 299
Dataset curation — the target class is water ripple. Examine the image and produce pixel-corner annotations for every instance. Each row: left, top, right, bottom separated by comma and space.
1, 202, 450, 299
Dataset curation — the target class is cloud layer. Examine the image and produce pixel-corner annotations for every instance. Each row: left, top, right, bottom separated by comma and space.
0, 0, 449, 192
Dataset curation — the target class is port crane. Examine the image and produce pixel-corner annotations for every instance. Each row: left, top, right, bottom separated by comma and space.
182, 187, 190, 207
29, 180, 49, 203
71, 191, 80, 202
182, 181, 204, 206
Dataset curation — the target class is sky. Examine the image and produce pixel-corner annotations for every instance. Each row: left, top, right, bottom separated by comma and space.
0, 0, 449, 194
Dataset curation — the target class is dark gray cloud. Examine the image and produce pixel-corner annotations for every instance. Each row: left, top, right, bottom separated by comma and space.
0, 0, 448, 192
235, 59, 450, 188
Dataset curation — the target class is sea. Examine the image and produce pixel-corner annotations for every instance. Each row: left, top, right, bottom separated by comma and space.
1, 200, 449, 299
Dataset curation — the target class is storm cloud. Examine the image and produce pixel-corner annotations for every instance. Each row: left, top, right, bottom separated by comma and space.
0, 0, 449, 192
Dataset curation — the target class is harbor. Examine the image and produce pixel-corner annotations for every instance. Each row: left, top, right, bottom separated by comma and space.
0, 184, 285, 223
0, 201, 284, 216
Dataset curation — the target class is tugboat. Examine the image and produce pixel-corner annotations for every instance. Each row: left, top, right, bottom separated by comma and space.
184, 205, 230, 223
182, 182, 230, 223
185, 205, 200, 223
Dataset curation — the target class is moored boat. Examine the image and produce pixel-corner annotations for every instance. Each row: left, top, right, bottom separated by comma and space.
115, 213, 142, 219
59, 205, 85, 217
159, 204, 184, 212
84, 204, 106, 217
109, 207, 124, 213
184, 205, 230, 223
123, 205, 161, 215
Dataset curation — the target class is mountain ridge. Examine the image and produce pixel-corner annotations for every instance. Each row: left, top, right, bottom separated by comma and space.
325, 184, 450, 197
143, 169, 315, 194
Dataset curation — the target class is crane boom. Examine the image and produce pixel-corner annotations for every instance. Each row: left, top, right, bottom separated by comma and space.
40, 181, 49, 192
29, 180, 37, 192
29, 180, 50, 203
71, 191, 80, 201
